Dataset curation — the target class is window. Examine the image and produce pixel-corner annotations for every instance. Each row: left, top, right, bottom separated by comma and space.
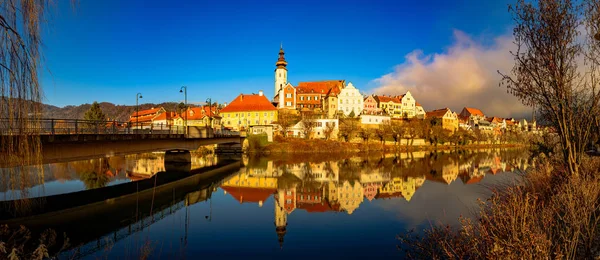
286, 101, 292, 106
235, 113, 238, 117
264, 112, 267, 116
300, 96, 304, 101
279, 73, 282, 77
271, 112, 274, 116
286, 190, 292, 195
247, 112, 250, 117
286, 93, 292, 98
255, 120, 259, 124
286, 199, 292, 203
316, 96, 319, 100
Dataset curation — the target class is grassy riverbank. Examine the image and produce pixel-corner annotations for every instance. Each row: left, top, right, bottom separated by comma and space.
398, 155, 600, 259
248, 136, 528, 154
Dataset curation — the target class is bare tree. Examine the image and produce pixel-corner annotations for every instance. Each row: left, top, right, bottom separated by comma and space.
339, 118, 359, 142
323, 121, 336, 140
300, 118, 315, 139
499, 0, 600, 175
277, 109, 299, 137
406, 119, 419, 147
375, 125, 387, 146
358, 127, 372, 143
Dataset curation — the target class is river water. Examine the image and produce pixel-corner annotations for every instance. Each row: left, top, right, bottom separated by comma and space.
0, 149, 532, 259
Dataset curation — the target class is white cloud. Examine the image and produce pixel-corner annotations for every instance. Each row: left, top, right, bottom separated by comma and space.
371, 30, 531, 118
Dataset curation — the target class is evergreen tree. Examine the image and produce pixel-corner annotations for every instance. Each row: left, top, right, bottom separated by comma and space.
84, 101, 107, 121
348, 110, 356, 118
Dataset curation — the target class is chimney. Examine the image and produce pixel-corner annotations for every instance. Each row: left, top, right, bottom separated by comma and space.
240, 94, 243, 101
259, 90, 264, 96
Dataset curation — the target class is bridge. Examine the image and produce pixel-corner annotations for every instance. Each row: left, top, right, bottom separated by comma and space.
0, 118, 246, 164
0, 156, 243, 259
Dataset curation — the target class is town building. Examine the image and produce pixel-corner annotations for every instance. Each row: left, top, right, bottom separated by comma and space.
220, 91, 278, 131
337, 82, 363, 117
288, 118, 339, 139
274, 83, 297, 110
459, 107, 486, 129
360, 113, 391, 127
174, 106, 221, 130
363, 95, 381, 114
296, 80, 345, 114
129, 107, 166, 128
151, 111, 178, 128
426, 108, 459, 132
372, 91, 422, 119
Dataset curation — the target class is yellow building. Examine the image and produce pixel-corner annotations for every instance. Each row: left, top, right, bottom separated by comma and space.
426, 108, 459, 132
220, 92, 278, 131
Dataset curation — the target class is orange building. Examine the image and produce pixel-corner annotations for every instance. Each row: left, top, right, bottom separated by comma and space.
295, 80, 345, 113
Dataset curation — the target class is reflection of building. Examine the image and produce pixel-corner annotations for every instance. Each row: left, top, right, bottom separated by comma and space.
221, 172, 277, 207
360, 172, 390, 201
126, 154, 165, 180
337, 181, 363, 214
377, 176, 425, 202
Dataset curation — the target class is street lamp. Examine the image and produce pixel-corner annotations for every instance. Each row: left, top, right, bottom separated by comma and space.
180, 86, 187, 136
206, 98, 212, 136
136, 93, 143, 131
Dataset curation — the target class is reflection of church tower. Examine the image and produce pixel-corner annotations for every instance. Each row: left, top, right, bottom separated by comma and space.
274, 193, 288, 249
274, 44, 288, 97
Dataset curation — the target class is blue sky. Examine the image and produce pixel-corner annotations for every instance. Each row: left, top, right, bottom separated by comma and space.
41, 0, 514, 107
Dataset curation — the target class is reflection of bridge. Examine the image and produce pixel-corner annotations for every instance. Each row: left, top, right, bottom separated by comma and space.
0, 158, 242, 259
0, 118, 246, 164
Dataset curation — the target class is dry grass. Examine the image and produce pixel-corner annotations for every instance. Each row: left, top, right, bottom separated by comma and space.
399, 155, 600, 259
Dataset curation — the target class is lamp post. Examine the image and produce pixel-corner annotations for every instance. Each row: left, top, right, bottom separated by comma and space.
206, 98, 212, 136
179, 86, 187, 136
136, 93, 143, 131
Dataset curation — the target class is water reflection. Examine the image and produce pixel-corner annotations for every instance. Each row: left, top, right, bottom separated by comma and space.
221, 149, 533, 248
0, 151, 219, 200
2, 149, 534, 258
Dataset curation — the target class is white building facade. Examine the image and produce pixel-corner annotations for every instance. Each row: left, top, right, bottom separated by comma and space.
338, 82, 363, 117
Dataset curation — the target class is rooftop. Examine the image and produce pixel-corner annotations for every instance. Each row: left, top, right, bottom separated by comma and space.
220, 94, 277, 113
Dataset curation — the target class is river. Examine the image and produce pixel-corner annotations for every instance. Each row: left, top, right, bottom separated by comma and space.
0, 148, 532, 259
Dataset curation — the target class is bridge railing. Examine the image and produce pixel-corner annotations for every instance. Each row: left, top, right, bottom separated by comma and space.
0, 118, 186, 135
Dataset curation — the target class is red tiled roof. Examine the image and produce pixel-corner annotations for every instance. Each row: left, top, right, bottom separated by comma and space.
129, 114, 155, 123
486, 117, 503, 123
220, 94, 277, 113
375, 192, 404, 199
296, 80, 344, 94
374, 95, 402, 103
182, 106, 219, 120
416, 102, 422, 107
221, 186, 276, 204
297, 202, 331, 212
153, 111, 178, 121
464, 107, 484, 117
426, 108, 451, 118
327, 86, 341, 97
132, 107, 163, 117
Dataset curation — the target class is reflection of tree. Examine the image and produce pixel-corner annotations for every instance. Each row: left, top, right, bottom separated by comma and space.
339, 159, 361, 185
71, 158, 112, 189
79, 170, 111, 189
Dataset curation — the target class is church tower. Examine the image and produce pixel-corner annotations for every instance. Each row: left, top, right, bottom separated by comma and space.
275, 44, 288, 97
274, 192, 288, 249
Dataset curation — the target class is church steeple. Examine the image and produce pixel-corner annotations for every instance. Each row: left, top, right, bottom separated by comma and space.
275, 44, 287, 70
274, 44, 288, 97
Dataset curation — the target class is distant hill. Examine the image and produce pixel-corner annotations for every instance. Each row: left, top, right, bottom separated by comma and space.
41, 102, 182, 122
